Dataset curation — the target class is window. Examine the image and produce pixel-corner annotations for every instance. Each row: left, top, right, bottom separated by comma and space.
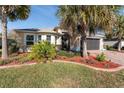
26, 35, 34, 45
47, 35, 51, 43
38, 35, 42, 42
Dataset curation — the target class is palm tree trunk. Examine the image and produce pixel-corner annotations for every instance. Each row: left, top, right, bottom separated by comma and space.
80, 22, 88, 57
118, 39, 121, 51
80, 35, 87, 57
80, 36, 83, 56
67, 36, 70, 51
1, 7, 8, 60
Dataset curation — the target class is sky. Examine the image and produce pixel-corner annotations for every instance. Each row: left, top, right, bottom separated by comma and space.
0, 5, 124, 32
0, 5, 59, 32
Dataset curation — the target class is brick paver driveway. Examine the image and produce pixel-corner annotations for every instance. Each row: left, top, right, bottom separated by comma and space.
88, 50, 124, 66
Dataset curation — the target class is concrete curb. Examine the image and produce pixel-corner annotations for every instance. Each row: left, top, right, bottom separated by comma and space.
0, 63, 36, 69
53, 60, 124, 72
0, 60, 124, 72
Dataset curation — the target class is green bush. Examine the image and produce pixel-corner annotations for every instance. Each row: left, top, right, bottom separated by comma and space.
96, 52, 106, 61
57, 50, 75, 57
0, 39, 19, 54
0, 55, 20, 65
0, 60, 7, 65
57, 51, 82, 57
106, 45, 114, 51
0, 59, 11, 65
29, 41, 56, 63
0, 54, 31, 65
8, 39, 19, 54
8, 45, 19, 54
18, 55, 31, 64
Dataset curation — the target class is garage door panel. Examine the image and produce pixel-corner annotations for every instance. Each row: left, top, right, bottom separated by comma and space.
87, 39, 99, 50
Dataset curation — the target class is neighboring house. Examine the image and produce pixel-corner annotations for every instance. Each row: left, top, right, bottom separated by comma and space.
10, 28, 105, 52
104, 39, 124, 49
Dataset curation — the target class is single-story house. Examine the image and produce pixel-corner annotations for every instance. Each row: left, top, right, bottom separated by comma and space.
11, 28, 62, 52
11, 28, 104, 52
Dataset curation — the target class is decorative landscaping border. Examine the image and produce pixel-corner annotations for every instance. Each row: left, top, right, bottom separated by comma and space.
0, 60, 124, 72
0, 63, 36, 69
53, 60, 124, 72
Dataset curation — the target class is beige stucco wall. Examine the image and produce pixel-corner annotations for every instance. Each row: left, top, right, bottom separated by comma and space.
14, 32, 25, 48
10, 31, 25, 48
11, 30, 62, 51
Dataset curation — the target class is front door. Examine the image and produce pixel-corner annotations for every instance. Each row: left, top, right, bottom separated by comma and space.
61, 33, 70, 50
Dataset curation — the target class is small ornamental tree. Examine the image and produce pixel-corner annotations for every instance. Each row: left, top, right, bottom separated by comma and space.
29, 41, 57, 63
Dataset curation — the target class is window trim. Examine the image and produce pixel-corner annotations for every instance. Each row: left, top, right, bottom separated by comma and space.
46, 35, 51, 43
37, 35, 42, 42
24, 34, 35, 46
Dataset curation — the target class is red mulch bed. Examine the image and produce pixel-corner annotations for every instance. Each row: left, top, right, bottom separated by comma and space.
56, 56, 121, 69
0, 53, 121, 69
4, 60, 36, 66
0, 53, 36, 67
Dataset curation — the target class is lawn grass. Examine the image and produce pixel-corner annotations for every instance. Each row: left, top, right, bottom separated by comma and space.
0, 62, 124, 88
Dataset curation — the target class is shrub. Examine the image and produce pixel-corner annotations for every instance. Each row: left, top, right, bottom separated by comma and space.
8, 39, 19, 54
106, 45, 114, 51
9, 53, 18, 57
96, 52, 106, 61
29, 41, 56, 63
57, 50, 75, 57
0, 60, 6, 65
16, 54, 32, 64
121, 47, 124, 50
8, 45, 19, 54
18, 56, 31, 64
74, 52, 80, 56
0, 59, 13, 65
0, 53, 32, 66
0, 55, 20, 65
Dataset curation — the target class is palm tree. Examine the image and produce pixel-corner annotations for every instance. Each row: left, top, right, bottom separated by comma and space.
57, 5, 117, 57
57, 6, 78, 51
114, 15, 124, 51
0, 5, 31, 60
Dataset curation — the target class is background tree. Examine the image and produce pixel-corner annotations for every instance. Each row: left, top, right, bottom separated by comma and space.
114, 15, 124, 51
0, 5, 31, 60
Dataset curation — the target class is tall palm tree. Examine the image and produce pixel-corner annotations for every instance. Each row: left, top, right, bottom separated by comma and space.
57, 6, 78, 51
57, 5, 117, 57
114, 15, 124, 51
0, 5, 31, 60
